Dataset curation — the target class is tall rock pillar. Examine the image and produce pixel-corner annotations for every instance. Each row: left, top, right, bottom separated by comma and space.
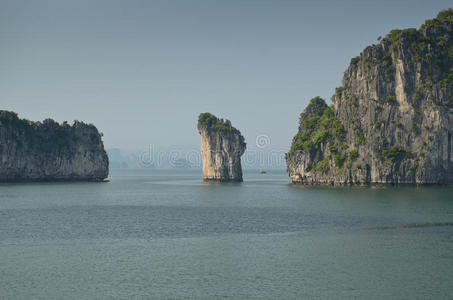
197, 113, 246, 182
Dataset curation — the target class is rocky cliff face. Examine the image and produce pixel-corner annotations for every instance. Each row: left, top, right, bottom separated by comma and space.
0, 111, 109, 181
198, 113, 246, 182
286, 9, 453, 185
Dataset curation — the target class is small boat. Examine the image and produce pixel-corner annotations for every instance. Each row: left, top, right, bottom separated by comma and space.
260, 170, 267, 174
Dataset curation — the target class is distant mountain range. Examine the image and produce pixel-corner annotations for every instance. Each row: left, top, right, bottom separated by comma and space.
107, 146, 286, 170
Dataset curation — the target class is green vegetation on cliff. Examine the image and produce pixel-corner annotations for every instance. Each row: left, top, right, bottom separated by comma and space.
380, 146, 413, 164
384, 9, 453, 107
288, 97, 345, 156
0, 111, 41, 128
0, 111, 105, 150
198, 112, 240, 133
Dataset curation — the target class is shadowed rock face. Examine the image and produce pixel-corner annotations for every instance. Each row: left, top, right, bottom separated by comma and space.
198, 113, 246, 182
0, 111, 109, 182
286, 9, 453, 185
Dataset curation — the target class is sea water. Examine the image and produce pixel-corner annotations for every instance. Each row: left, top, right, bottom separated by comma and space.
1, 169, 452, 299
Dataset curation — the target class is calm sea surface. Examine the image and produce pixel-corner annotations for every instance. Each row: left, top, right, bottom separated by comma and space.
1, 169, 453, 299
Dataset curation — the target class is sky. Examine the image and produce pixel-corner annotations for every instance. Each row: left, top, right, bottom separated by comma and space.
0, 0, 451, 152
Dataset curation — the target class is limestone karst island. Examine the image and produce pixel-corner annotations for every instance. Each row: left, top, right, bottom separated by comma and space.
198, 113, 246, 182
0, 111, 108, 182
286, 9, 453, 185
2, 4, 453, 300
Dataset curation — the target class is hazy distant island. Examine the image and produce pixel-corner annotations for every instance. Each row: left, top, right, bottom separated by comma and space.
198, 113, 246, 182
286, 9, 453, 185
0, 111, 108, 182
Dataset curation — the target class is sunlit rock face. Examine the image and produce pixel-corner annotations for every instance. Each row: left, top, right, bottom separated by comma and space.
286, 10, 453, 185
198, 113, 246, 182
0, 111, 109, 182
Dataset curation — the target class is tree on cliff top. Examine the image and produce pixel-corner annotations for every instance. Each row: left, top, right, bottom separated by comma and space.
198, 112, 239, 133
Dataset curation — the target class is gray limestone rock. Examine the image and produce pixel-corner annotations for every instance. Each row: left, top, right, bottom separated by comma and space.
0, 111, 109, 181
286, 10, 453, 185
198, 113, 246, 182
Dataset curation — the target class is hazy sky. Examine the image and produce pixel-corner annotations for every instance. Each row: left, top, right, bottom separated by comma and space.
1, 0, 451, 151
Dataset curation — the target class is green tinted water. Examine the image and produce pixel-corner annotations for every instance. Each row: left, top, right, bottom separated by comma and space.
1, 170, 452, 299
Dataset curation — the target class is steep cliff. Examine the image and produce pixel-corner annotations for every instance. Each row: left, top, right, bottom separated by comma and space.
286, 9, 453, 185
0, 111, 109, 181
198, 113, 246, 182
